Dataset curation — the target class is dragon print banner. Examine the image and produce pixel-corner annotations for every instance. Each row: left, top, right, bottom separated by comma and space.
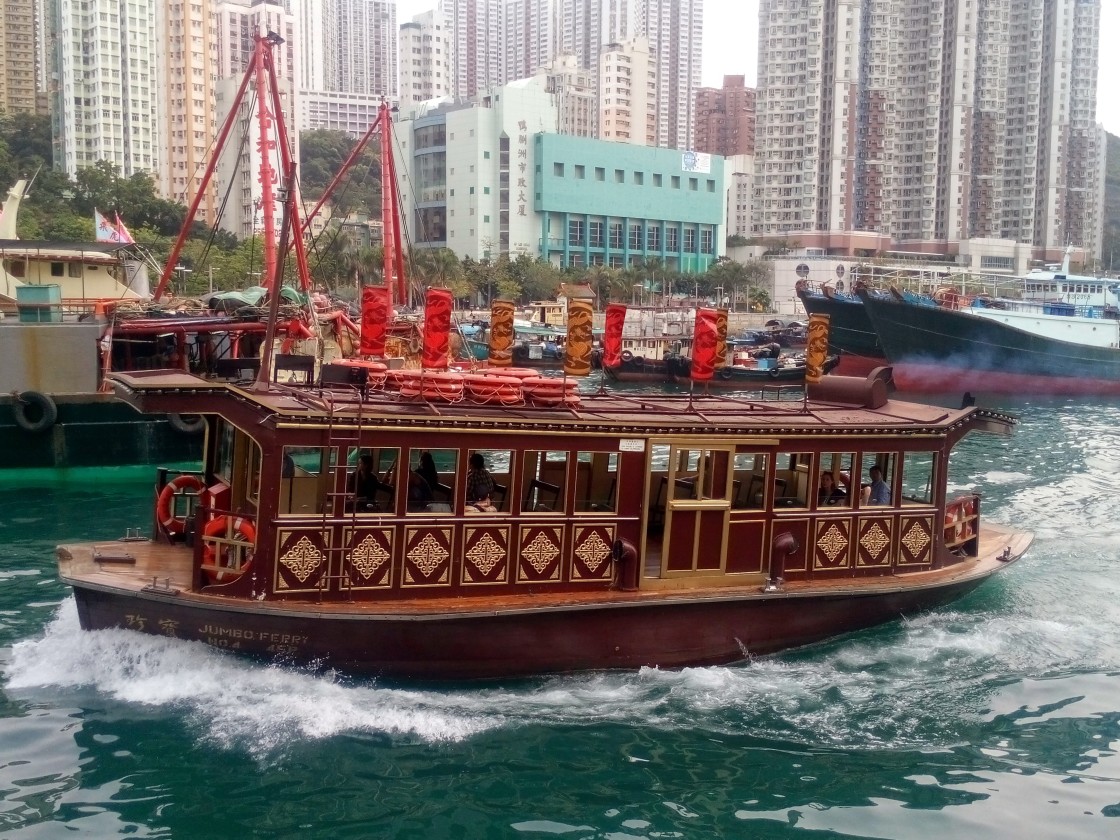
564, 298, 593, 377
714, 308, 728, 370
488, 300, 515, 366
359, 285, 391, 356
421, 287, 453, 369
805, 312, 831, 384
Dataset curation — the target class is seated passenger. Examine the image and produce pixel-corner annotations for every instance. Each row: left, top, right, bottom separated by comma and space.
817, 472, 846, 506
863, 465, 891, 505
347, 454, 389, 512
465, 453, 497, 512
407, 469, 434, 511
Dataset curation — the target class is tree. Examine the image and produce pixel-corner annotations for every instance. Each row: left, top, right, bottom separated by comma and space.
299, 128, 381, 216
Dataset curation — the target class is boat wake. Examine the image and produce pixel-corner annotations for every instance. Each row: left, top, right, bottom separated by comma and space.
8, 589, 1113, 760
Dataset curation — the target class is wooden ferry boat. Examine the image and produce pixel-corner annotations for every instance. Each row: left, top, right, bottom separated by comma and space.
57, 361, 1031, 679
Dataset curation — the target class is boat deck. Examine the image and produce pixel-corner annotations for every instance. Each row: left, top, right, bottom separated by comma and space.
58, 525, 1032, 617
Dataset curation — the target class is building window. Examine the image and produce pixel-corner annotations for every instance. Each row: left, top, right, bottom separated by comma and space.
671, 176, 680, 189
610, 223, 624, 249
667, 228, 678, 250
701, 229, 714, 254
554, 162, 565, 177
595, 167, 605, 181
575, 164, 585, 179
684, 229, 696, 253
653, 173, 663, 187
589, 221, 604, 247
634, 172, 644, 185
615, 169, 625, 183
569, 219, 584, 246
629, 224, 642, 250
647, 226, 660, 250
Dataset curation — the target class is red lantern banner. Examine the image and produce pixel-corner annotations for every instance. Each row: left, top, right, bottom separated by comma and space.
564, 298, 593, 377
602, 304, 626, 368
690, 308, 720, 382
488, 300, 515, 367
359, 285, 391, 356
421, 287, 453, 369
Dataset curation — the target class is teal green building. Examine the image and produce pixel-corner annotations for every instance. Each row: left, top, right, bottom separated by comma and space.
534, 134, 724, 274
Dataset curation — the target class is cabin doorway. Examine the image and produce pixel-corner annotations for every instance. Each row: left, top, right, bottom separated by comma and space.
656, 444, 735, 576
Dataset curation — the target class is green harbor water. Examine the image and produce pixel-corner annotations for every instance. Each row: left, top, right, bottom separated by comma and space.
2, 396, 1120, 838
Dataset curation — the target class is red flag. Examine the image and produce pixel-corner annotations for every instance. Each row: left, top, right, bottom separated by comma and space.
602, 304, 626, 368
690, 308, 720, 382
421, 287, 453, 369
360, 285, 391, 356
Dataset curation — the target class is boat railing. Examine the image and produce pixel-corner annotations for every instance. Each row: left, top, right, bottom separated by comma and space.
944, 493, 980, 556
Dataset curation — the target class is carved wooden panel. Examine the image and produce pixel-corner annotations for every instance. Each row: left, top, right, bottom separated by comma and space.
274, 527, 330, 593
461, 524, 510, 586
341, 526, 395, 590
517, 524, 564, 583
402, 525, 454, 587
570, 524, 615, 582
897, 514, 934, 567
855, 516, 893, 567
813, 518, 853, 571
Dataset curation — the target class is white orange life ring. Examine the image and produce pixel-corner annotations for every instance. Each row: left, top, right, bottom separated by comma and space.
463, 373, 523, 404
201, 515, 256, 583
156, 475, 204, 535
421, 370, 465, 402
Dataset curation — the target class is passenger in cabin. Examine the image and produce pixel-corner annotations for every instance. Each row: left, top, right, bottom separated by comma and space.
347, 454, 389, 511
863, 465, 891, 505
817, 472, 846, 506
407, 469, 434, 511
416, 451, 440, 491
465, 453, 497, 511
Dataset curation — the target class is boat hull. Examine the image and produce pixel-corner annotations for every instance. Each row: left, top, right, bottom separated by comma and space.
66, 553, 1017, 680
796, 288, 885, 362
859, 292, 1120, 395
602, 358, 670, 382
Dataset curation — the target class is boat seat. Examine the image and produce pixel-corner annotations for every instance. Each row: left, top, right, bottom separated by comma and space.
491, 481, 508, 511
274, 353, 315, 385
319, 363, 369, 399
525, 479, 561, 512
213, 357, 260, 381
590, 477, 617, 511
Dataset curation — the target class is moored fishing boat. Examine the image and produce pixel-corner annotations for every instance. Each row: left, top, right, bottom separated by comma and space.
56, 303, 1032, 678
795, 279, 886, 376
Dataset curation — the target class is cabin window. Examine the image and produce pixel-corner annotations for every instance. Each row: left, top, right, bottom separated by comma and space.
466, 448, 512, 512
7, 259, 25, 278
859, 452, 895, 506
344, 446, 400, 514
68, 263, 83, 278
668, 448, 734, 502
574, 451, 618, 512
817, 452, 855, 509
215, 422, 236, 484
407, 448, 457, 513
734, 452, 770, 508
522, 450, 568, 513
773, 452, 813, 508
279, 445, 337, 516
51, 262, 64, 276
900, 452, 935, 505
246, 439, 262, 504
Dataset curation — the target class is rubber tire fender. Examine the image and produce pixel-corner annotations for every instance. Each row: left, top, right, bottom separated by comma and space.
13, 391, 58, 434
168, 413, 206, 435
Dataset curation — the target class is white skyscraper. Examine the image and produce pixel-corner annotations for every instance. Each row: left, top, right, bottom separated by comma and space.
48, 0, 160, 179
399, 6, 452, 111
641, 0, 703, 150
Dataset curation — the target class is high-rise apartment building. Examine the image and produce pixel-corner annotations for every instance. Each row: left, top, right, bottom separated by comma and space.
0, 0, 39, 115
48, 0, 160, 180
694, 75, 755, 157
642, 0, 703, 150
399, 7, 451, 110
541, 54, 597, 137
599, 37, 655, 145
442, 0, 503, 99
156, 1, 220, 224
754, 0, 1105, 262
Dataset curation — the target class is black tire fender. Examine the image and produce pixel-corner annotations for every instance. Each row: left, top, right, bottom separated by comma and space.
168, 413, 206, 435
13, 391, 58, 433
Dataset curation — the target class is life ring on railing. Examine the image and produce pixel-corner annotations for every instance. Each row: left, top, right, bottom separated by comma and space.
13, 391, 58, 433
463, 373, 523, 404
156, 474, 204, 535
944, 506, 965, 543
201, 515, 256, 583
620, 350, 634, 363
168, 413, 206, 435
